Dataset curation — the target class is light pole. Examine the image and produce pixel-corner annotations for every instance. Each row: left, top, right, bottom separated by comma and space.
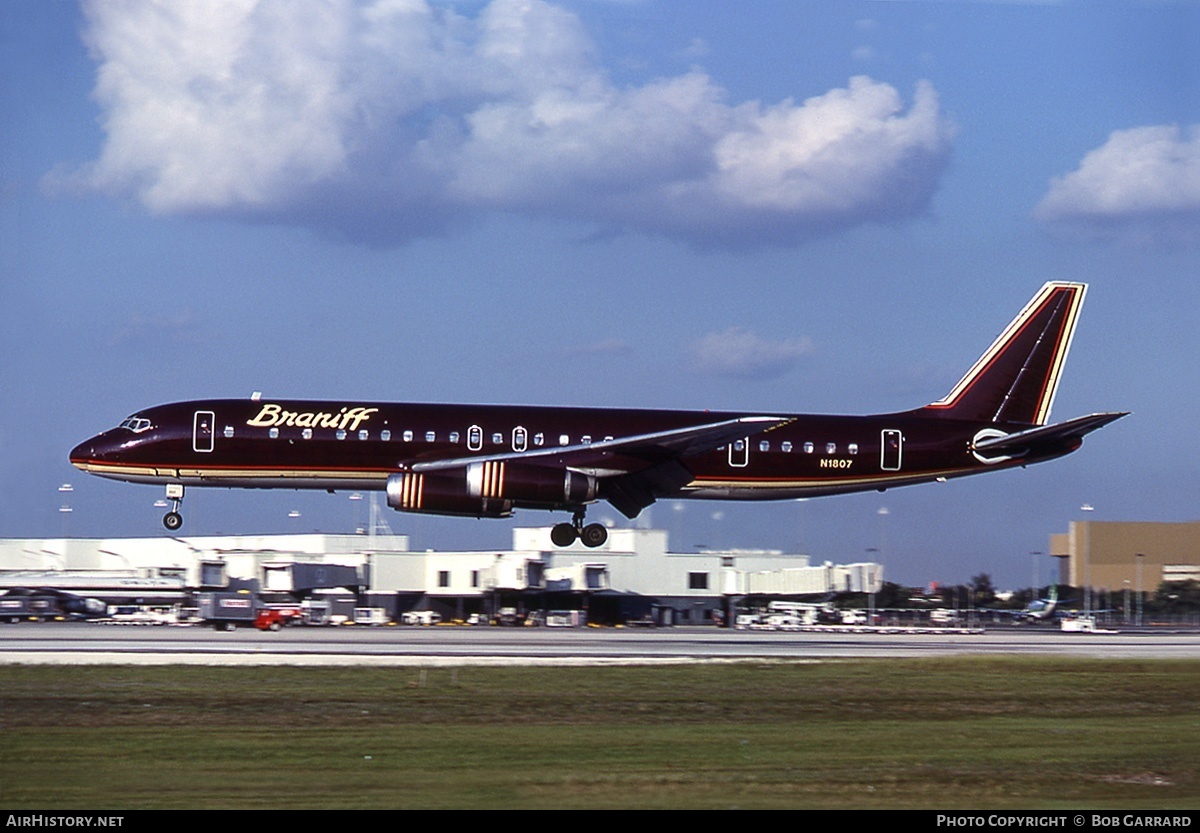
1030, 550, 1043, 604
865, 547, 878, 623
349, 492, 364, 534
58, 483, 74, 540
1135, 552, 1145, 627
1080, 504, 1094, 615
876, 506, 889, 621
794, 498, 808, 555
672, 501, 685, 552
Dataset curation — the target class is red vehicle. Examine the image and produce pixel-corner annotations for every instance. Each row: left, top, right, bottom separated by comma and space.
254, 607, 303, 632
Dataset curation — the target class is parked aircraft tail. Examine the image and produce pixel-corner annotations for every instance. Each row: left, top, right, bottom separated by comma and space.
920, 282, 1087, 425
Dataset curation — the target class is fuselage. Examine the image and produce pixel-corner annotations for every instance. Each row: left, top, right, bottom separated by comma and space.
67, 283, 1122, 545
70, 397, 1070, 502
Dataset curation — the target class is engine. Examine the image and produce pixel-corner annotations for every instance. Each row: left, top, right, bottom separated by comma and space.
387, 472, 511, 518
386, 462, 598, 518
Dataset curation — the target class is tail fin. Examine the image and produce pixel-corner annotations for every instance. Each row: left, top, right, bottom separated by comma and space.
921, 282, 1087, 425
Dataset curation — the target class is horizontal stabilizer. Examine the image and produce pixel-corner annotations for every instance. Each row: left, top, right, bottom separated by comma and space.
972, 412, 1128, 456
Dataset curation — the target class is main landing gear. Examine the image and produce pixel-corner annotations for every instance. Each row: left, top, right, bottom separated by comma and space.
550, 510, 608, 548
162, 484, 184, 531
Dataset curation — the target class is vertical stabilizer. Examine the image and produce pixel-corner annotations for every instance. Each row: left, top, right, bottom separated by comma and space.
922, 282, 1087, 425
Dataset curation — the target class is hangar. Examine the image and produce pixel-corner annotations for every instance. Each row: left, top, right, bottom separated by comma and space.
1050, 520, 1200, 594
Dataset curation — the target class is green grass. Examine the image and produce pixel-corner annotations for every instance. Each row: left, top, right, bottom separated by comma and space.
1, 659, 1197, 809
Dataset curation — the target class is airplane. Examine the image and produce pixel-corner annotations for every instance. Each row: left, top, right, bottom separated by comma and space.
1021, 584, 1066, 623
981, 584, 1077, 624
71, 281, 1125, 549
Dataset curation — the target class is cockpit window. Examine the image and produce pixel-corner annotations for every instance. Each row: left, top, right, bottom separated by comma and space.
119, 416, 152, 433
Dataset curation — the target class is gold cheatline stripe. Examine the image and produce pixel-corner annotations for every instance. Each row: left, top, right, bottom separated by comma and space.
86, 463, 388, 481
692, 468, 971, 490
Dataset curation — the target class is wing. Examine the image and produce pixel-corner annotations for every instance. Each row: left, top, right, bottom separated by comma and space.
411, 415, 794, 518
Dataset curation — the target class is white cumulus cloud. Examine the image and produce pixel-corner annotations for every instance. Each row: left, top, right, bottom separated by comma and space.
1035, 124, 1200, 244
66, 0, 955, 247
689, 328, 813, 380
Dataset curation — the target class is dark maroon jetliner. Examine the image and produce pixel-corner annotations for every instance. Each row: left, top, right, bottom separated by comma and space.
71, 282, 1125, 548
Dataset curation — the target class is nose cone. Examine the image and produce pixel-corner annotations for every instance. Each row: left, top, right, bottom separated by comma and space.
70, 434, 109, 471
70, 439, 94, 471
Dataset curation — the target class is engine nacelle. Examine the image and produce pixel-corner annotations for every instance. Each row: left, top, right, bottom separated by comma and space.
466, 461, 598, 509
386, 472, 512, 518
386, 463, 598, 518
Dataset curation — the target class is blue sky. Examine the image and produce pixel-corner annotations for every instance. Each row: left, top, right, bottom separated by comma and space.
3, 0, 1198, 589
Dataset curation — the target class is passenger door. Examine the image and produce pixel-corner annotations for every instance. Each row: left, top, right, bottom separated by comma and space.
193, 411, 215, 453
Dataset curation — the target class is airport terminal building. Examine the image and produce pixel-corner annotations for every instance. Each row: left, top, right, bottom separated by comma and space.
0, 527, 882, 625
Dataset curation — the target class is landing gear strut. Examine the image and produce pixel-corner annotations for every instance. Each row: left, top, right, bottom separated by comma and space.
550, 510, 607, 548
162, 484, 184, 531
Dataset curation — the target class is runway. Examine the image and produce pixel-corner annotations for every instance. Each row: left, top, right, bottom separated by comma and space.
2, 621, 1198, 664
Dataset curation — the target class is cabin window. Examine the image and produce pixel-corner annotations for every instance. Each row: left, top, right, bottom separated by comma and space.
513, 427, 528, 452
848, 443, 859, 455
336, 429, 347, 440
559, 434, 570, 446
604, 435, 614, 442
403, 430, 413, 443
223, 426, 234, 439
781, 441, 793, 452
380, 430, 391, 441
449, 431, 460, 444
534, 433, 545, 447
826, 442, 837, 454
759, 440, 770, 452
582, 435, 592, 445
426, 431, 436, 442
359, 430, 369, 441
467, 425, 483, 451
302, 428, 313, 440
491, 432, 503, 445
269, 427, 279, 439
803, 442, 814, 454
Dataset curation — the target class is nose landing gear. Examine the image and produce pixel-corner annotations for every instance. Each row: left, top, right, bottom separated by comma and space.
550, 509, 608, 548
162, 484, 184, 531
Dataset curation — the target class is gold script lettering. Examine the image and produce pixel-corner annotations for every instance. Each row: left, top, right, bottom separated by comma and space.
247, 404, 379, 433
